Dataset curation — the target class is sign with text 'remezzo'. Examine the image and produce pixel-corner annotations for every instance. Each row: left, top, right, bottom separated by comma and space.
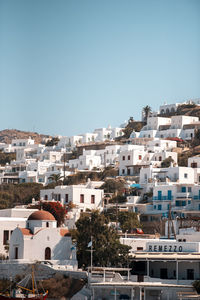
147, 242, 199, 253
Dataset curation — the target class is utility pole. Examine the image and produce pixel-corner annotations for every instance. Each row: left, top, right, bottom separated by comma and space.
63, 152, 66, 181
91, 236, 93, 275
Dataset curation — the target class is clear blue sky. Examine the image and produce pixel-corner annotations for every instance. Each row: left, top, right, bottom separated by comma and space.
0, 0, 200, 136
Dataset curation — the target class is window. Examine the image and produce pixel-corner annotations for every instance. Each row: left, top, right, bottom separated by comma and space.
184, 173, 188, 178
46, 222, 49, 228
15, 247, 18, 259
137, 247, 143, 251
127, 169, 131, 175
80, 194, 84, 203
91, 195, 95, 204
139, 155, 142, 160
159, 156, 162, 161
187, 269, 194, 280
191, 162, 197, 168
188, 187, 192, 193
44, 195, 48, 200
65, 194, 69, 203
3, 230, 9, 245
158, 204, 162, 210
58, 194, 61, 201
128, 155, 130, 160
122, 169, 125, 174
122, 156, 125, 160
181, 186, 186, 193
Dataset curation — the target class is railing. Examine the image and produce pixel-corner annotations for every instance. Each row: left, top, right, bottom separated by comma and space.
153, 196, 174, 201
176, 192, 192, 199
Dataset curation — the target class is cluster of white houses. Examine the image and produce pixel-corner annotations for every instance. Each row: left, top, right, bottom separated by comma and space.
2, 100, 200, 298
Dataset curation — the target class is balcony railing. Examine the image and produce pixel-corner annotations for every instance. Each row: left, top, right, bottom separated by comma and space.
176, 192, 192, 199
153, 196, 174, 201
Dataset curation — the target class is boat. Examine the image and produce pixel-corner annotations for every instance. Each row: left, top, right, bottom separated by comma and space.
0, 266, 48, 299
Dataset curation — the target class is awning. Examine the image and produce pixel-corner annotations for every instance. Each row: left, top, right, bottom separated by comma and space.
130, 184, 141, 189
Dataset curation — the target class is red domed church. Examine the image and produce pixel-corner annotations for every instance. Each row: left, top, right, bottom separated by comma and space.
9, 210, 77, 268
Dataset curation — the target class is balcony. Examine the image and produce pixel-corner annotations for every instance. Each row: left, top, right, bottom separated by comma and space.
153, 196, 173, 201
176, 192, 192, 199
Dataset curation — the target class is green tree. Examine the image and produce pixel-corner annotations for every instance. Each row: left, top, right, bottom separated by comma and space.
118, 212, 141, 233
193, 280, 200, 294
48, 173, 63, 185
142, 105, 152, 122
192, 129, 200, 146
101, 167, 118, 179
72, 210, 131, 268
45, 137, 60, 147
100, 179, 125, 194
161, 157, 175, 168
0, 150, 16, 165
0, 183, 42, 209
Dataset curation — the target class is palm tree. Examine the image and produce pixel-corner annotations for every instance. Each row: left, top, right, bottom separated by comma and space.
48, 173, 63, 185
142, 105, 152, 122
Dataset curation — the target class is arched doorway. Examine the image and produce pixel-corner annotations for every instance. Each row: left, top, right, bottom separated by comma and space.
45, 247, 51, 260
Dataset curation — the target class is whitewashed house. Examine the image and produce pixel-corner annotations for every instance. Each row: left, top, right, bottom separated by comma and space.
93, 126, 113, 142
9, 210, 78, 268
40, 184, 104, 212
68, 149, 102, 171
81, 133, 98, 144
139, 117, 171, 138
0, 208, 37, 256
159, 115, 199, 139
119, 145, 145, 176
146, 139, 177, 152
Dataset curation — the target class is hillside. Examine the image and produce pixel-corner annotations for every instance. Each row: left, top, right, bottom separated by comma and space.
0, 129, 51, 144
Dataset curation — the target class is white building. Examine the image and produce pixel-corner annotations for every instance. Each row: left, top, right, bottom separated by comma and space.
159, 115, 199, 139
68, 149, 102, 171
119, 145, 145, 176
140, 166, 195, 191
0, 208, 37, 256
11, 138, 35, 148
9, 210, 77, 268
159, 103, 181, 115
139, 117, 171, 138
40, 184, 104, 212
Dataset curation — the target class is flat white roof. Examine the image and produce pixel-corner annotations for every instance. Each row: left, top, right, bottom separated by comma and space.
132, 252, 200, 260
91, 281, 191, 288
0, 217, 27, 221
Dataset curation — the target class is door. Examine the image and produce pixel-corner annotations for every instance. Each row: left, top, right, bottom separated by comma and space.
160, 268, 168, 279
45, 247, 51, 260
187, 269, 194, 280
168, 190, 172, 200
15, 247, 18, 259
158, 191, 162, 200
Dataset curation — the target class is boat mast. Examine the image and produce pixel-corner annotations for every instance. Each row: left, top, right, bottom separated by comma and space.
32, 265, 35, 295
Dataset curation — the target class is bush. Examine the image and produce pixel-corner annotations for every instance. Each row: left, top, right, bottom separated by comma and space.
161, 157, 174, 168
193, 280, 200, 294
0, 151, 16, 165
0, 183, 42, 209
100, 179, 125, 194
